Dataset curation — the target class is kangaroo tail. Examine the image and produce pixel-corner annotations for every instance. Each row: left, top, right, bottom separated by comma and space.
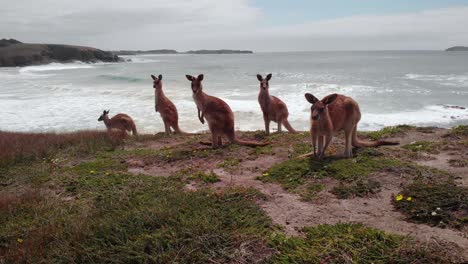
352, 126, 398, 147
173, 123, 191, 135
227, 130, 268, 147
282, 119, 297, 134
233, 137, 269, 147
131, 122, 138, 136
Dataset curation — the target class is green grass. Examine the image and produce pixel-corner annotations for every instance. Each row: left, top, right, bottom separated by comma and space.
187, 171, 221, 184
1, 130, 465, 263
218, 157, 241, 170
296, 183, 324, 201
331, 179, 381, 199
448, 125, 468, 137
260, 149, 402, 188
448, 159, 468, 168
0, 173, 273, 263
403, 141, 440, 153
364, 125, 414, 141
393, 181, 468, 229
268, 223, 459, 263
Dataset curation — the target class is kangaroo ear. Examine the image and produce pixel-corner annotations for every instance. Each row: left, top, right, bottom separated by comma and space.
266, 73, 272, 81
197, 74, 204, 81
107, 110, 110, 114
323, 94, 338, 105
305, 93, 319, 104
185, 75, 194, 81
151, 74, 156, 80
256, 74, 263, 82
158, 74, 162, 80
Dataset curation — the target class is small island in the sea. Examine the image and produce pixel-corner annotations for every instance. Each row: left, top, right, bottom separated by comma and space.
445, 46, 468, 51
112, 49, 253, 55
0, 39, 121, 67
185, 49, 253, 54
112, 49, 179, 55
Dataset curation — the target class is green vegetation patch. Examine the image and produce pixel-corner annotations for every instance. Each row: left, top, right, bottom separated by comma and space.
449, 125, 468, 137
268, 223, 459, 263
187, 171, 221, 184
295, 183, 324, 201
448, 159, 468, 168
260, 149, 402, 200
331, 179, 381, 199
0, 172, 273, 263
393, 181, 468, 229
261, 149, 401, 187
218, 157, 241, 169
403, 141, 440, 153
364, 125, 414, 141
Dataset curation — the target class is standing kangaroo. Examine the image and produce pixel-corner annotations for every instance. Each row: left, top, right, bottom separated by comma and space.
98, 110, 137, 135
151, 74, 187, 135
303, 93, 398, 158
257, 73, 296, 135
186, 74, 267, 148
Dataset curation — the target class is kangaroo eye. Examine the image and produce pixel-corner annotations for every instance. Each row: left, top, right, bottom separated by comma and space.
319, 108, 324, 112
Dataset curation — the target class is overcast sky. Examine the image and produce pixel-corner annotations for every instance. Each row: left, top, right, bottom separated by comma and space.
1, 0, 468, 51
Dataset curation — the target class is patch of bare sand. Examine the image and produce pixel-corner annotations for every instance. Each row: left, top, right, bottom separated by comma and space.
384, 127, 468, 187
212, 165, 468, 260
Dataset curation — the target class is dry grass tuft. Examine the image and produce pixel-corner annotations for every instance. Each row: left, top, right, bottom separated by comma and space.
0, 130, 125, 167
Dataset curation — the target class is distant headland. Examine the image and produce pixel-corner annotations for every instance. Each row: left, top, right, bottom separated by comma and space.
0, 39, 121, 67
445, 46, 468, 51
112, 49, 253, 55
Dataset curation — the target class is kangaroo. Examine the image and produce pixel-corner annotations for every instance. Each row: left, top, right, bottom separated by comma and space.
303, 93, 398, 158
98, 110, 137, 135
151, 74, 187, 135
186, 74, 267, 148
257, 73, 296, 135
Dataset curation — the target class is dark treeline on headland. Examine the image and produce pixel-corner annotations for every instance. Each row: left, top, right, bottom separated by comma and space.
0, 39, 120, 67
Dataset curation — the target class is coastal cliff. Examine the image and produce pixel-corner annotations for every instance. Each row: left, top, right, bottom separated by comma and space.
0, 39, 121, 67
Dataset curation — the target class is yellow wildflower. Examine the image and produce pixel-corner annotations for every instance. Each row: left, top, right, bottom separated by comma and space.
396, 194, 404, 201
406, 197, 412, 201
262, 172, 269, 176
89, 170, 95, 174
17, 238, 23, 243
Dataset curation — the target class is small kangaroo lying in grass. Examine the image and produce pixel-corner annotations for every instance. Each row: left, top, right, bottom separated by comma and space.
151, 74, 187, 135
303, 93, 398, 158
98, 110, 137, 135
186, 74, 267, 148
257, 73, 296, 135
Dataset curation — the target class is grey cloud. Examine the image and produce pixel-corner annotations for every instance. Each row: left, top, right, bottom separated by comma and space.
1, 1, 467, 51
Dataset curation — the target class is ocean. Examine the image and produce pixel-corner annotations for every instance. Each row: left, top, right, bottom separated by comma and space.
1, 51, 467, 133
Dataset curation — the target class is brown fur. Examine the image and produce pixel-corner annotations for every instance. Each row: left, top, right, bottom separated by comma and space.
98, 110, 137, 135
186, 74, 267, 148
151, 74, 187, 135
257, 73, 296, 135
303, 93, 398, 158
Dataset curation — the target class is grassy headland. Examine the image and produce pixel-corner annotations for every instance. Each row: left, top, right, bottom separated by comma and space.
0, 126, 467, 263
